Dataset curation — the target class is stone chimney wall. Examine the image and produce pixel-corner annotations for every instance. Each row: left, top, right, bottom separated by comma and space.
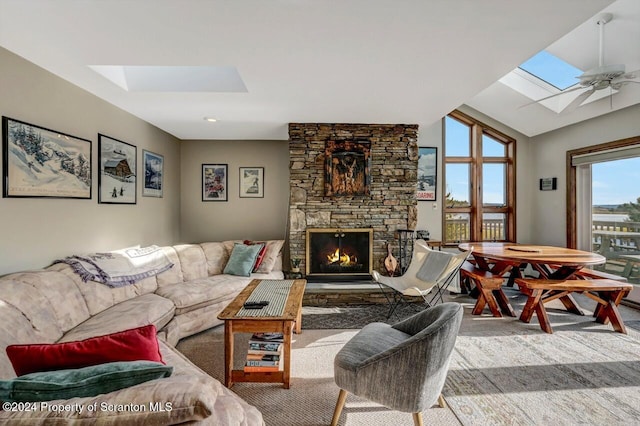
288, 123, 419, 276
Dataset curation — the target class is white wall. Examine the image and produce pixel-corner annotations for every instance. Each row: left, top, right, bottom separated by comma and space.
529, 103, 640, 246
0, 47, 181, 275
180, 140, 290, 243
416, 105, 534, 244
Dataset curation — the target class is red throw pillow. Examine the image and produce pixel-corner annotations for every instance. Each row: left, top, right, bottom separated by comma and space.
244, 240, 267, 272
6, 324, 163, 376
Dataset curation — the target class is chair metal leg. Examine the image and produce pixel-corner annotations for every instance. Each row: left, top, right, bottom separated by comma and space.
377, 282, 406, 319
330, 389, 347, 426
412, 412, 424, 426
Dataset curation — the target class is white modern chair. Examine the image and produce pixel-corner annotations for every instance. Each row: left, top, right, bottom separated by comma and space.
373, 239, 471, 318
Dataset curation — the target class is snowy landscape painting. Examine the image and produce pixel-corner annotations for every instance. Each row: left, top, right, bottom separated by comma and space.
98, 134, 136, 204
2, 117, 91, 198
142, 150, 163, 198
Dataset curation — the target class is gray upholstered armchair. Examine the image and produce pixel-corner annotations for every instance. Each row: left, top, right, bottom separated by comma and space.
330, 302, 463, 426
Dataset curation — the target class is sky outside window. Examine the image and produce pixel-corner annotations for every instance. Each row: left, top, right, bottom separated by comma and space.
519, 50, 582, 90
592, 157, 640, 206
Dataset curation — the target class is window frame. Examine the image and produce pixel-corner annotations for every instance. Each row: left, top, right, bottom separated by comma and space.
443, 110, 516, 245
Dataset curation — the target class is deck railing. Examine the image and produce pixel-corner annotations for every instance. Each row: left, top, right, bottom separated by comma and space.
445, 218, 505, 242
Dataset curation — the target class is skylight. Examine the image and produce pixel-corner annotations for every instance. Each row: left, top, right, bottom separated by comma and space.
89, 66, 248, 93
518, 51, 581, 90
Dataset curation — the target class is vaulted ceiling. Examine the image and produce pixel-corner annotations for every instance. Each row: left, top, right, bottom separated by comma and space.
1, 0, 629, 140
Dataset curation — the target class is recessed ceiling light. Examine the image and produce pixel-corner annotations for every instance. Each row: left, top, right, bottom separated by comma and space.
204, 117, 217, 122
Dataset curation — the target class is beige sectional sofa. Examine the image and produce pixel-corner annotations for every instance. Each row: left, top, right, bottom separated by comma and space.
0, 240, 284, 424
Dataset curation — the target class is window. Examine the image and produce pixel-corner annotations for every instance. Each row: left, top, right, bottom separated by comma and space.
443, 110, 516, 244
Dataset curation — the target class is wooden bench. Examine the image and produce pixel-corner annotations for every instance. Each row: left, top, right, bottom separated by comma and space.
460, 261, 515, 318
574, 268, 628, 282
514, 278, 633, 334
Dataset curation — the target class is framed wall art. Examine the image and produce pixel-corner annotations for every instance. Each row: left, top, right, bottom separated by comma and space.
142, 150, 164, 198
324, 140, 371, 197
98, 133, 137, 204
239, 166, 264, 198
2, 116, 91, 199
417, 147, 437, 201
202, 164, 228, 201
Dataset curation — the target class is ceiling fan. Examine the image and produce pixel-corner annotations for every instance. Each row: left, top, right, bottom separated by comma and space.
525, 13, 640, 113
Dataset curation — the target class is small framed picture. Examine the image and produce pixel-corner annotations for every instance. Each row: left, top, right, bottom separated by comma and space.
202, 164, 228, 201
239, 166, 264, 198
417, 147, 437, 201
98, 134, 137, 204
142, 150, 164, 198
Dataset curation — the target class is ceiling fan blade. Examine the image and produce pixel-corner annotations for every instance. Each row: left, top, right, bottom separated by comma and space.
561, 88, 595, 113
518, 85, 586, 109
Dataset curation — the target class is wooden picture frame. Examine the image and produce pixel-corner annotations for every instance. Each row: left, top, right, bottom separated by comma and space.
239, 166, 264, 198
142, 150, 164, 198
2, 116, 91, 199
98, 134, 137, 204
202, 164, 228, 201
417, 147, 437, 201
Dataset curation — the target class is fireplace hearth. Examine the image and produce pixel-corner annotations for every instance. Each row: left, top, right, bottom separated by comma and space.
306, 228, 373, 279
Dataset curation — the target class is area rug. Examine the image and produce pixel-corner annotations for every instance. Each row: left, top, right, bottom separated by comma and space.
301, 302, 425, 329
176, 327, 460, 426
443, 291, 640, 426
177, 291, 640, 425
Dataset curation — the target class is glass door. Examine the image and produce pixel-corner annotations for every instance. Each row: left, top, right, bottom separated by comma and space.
590, 157, 640, 303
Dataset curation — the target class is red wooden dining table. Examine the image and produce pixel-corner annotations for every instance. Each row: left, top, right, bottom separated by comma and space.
458, 242, 606, 317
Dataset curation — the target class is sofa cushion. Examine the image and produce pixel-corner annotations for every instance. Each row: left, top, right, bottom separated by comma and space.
156, 275, 253, 315
59, 294, 175, 343
155, 246, 184, 287
47, 263, 158, 316
224, 243, 263, 277
6, 325, 163, 376
0, 361, 173, 402
200, 241, 230, 275
174, 244, 208, 281
0, 278, 63, 342
2, 270, 91, 333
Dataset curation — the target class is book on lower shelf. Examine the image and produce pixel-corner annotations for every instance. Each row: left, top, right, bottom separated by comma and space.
248, 333, 283, 354
244, 333, 283, 372
243, 365, 280, 372
244, 354, 280, 372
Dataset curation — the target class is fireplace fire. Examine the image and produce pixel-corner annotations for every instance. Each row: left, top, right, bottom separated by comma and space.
306, 228, 373, 278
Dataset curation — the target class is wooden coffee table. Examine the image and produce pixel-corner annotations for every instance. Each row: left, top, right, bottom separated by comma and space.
217, 279, 306, 389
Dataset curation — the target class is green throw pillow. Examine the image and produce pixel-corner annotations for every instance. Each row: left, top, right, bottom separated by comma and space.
224, 243, 262, 277
0, 361, 173, 402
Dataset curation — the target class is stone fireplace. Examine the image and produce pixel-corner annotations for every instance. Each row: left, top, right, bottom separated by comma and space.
306, 228, 373, 278
288, 123, 419, 280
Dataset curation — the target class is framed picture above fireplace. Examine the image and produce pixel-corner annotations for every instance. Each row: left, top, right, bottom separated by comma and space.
324, 140, 371, 197
417, 147, 437, 201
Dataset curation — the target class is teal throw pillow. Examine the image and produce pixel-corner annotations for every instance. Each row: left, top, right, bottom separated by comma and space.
0, 361, 173, 402
224, 243, 262, 277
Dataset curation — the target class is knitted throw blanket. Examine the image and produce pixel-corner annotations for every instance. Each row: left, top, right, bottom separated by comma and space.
53, 245, 173, 287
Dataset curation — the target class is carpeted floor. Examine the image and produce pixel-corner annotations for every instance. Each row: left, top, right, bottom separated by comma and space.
177, 290, 640, 425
